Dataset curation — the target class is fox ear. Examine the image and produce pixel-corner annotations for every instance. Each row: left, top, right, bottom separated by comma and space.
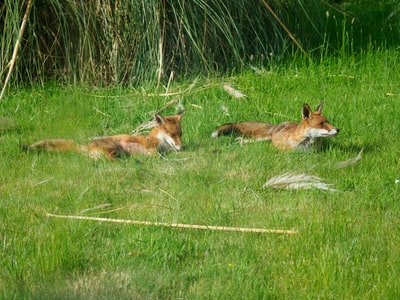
302, 103, 312, 119
315, 102, 324, 113
154, 114, 165, 125
176, 110, 185, 120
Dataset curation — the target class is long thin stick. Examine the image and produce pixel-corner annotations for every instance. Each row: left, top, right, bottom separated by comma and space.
0, 0, 34, 101
45, 212, 298, 234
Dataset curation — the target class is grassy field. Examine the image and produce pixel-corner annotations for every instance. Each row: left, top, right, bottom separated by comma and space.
1, 50, 400, 299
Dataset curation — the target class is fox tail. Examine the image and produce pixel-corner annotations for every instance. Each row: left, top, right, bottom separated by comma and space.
21, 139, 85, 153
211, 123, 237, 138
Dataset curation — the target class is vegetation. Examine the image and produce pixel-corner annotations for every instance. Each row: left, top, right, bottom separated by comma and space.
1, 0, 400, 298
1, 0, 400, 87
1, 49, 400, 298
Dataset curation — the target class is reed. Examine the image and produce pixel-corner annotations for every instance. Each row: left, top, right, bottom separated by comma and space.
0, 0, 399, 88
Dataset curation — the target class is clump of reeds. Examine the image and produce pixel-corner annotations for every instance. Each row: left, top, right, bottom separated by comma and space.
2, 0, 399, 88
0, 0, 325, 87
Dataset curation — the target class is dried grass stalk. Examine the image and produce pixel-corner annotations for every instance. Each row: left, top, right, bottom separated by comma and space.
130, 120, 158, 135
45, 212, 298, 234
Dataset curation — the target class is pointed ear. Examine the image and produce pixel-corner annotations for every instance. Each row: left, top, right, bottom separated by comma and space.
315, 102, 324, 113
302, 103, 312, 120
154, 114, 165, 125
176, 110, 185, 120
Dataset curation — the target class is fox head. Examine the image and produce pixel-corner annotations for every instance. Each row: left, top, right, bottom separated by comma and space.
302, 103, 339, 138
152, 110, 185, 152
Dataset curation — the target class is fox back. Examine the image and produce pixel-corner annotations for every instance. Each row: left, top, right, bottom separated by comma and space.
211, 122, 273, 139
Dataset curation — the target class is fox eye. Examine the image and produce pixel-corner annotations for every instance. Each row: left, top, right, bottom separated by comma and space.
319, 122, 325, 126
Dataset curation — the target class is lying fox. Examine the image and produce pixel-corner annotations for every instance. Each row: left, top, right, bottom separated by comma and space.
211, 103, 339, 151
23, 111, 184, 160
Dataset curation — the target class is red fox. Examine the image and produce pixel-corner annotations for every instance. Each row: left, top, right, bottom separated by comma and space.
211, 103, 339, 151
23, 111, 184, 160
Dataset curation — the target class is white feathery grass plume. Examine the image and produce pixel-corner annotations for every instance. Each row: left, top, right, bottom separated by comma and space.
263, 173, 337, 191
223, 84, 247, 98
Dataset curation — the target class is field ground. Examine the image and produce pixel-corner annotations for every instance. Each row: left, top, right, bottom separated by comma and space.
1, 50, 399, 299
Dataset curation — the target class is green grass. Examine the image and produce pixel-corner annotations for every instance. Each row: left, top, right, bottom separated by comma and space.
1, 50, 400, 299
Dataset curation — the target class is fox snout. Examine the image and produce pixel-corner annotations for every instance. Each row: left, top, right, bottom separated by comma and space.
310, 126, 339, 138
157, 132, 183, 152
331, 127, 339, 135
163, 139, 182, 152
324, 126, 339, 136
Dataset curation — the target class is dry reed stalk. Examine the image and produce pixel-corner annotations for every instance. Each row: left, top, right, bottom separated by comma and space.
157, 33, 164, 88
0, 0, 33, 101
79, 203, 112, 214
93, 106, 113, 118
260, 0, 308, 57
45, 212, 298, 234
130, 119, 158, 135
165, 71, 174, 95
146, 81, 221, 97
130, 99, 179, 135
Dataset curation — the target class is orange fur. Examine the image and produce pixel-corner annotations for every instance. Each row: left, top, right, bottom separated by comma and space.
212, 103, 339, 151
23, 111, 184, 160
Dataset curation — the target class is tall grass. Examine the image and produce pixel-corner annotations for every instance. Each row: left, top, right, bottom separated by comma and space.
2, 0, 398, 87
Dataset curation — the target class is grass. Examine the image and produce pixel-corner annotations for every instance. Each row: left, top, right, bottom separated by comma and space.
1, 50, 400, 299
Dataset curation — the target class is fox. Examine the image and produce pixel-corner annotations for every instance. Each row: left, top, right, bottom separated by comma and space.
211, 103, 339, 151
22, 111, 184, 160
